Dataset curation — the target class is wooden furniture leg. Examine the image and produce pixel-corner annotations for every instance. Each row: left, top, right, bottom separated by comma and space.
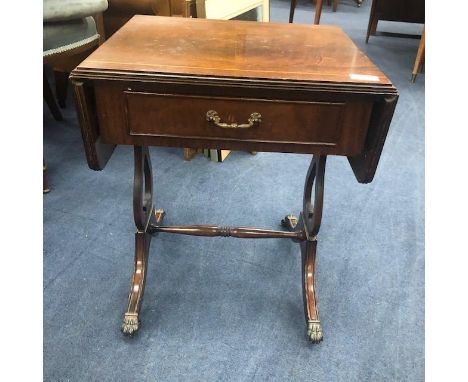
314, 0, 323, 25
412, 27, 425, 82
289, 0, 297, 23
301, 239, 322, 342
282, 155, 326, 342
43, 160, 50, 194
290, 0, 322, 25
366, 0, 378, 43
43, 70, 63, 121
332, 0, 338, 12
122, 146, 165, 335
124, 154, 326, 343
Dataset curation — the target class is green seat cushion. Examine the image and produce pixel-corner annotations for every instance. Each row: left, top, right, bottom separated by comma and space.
43, 16, 99, 57
43, 0, 108, 22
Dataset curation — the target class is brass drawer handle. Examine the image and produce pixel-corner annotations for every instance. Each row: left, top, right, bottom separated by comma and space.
206, 110, 261, 129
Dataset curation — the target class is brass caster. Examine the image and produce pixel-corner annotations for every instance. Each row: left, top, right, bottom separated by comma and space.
307, 320, 323, 343
121, 313, 139, 335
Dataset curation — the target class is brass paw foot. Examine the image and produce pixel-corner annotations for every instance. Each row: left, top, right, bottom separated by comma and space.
121, 313, 139, 335
281, 214, 298, 230
307, 320, 323, 343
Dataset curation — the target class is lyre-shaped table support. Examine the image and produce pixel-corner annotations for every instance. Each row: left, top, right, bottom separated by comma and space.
121, 146, 165, 335
123, 146, 326, 343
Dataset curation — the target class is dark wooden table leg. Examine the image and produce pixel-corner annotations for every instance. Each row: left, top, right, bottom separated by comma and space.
282, 155, 326, 343
122, 146, 165, 335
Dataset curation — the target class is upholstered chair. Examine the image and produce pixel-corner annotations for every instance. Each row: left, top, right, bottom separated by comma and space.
43, 0, 108, 192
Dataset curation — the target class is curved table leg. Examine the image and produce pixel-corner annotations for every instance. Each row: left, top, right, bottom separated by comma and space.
122, 231, 152, 335
282, 155, 326, 343
302, 239, 322, 342
122, 146, 165, 335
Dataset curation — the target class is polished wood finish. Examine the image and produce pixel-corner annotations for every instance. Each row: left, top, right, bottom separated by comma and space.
412, 26, 425, 83
348, 95, 397, 183
150, 224, 305, 240
283, 154, 326, 341
77, 16, 391, 85
72, 81, 116, 170
99, 89, 371, 155
122, 146, 166, 335
71, 16, 396, 182
103, 1, 265, 160
71, 16, 398, 342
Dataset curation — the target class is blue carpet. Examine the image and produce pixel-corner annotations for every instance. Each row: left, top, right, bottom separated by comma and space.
43, 1, 424, 381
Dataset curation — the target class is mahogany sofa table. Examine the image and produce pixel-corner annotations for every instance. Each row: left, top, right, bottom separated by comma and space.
70, 15, 398, 343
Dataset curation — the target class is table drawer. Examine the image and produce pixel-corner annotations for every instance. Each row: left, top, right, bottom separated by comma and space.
120, 91, 371, 154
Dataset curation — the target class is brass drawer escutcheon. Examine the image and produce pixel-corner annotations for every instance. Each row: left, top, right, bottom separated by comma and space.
206, 110, 261, 129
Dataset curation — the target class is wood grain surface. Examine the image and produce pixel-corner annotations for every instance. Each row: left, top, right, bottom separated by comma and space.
76, 15, 391, 86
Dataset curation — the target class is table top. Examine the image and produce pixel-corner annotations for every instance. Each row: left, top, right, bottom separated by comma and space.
71, 15, 398, 184
76, 15, 392, 87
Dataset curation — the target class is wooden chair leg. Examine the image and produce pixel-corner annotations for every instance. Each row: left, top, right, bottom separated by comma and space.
289, 0, 297, 23
43, 71, 63, 121
332, 0, 338, 12
314, 0, 323, 25
412, 27, 425, 83
54, 70, 69, 108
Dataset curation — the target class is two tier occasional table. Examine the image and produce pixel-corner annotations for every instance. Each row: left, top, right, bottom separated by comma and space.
70, 15, 398, 343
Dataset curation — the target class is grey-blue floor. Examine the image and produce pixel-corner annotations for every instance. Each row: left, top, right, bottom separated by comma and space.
43, 1, 424, 381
